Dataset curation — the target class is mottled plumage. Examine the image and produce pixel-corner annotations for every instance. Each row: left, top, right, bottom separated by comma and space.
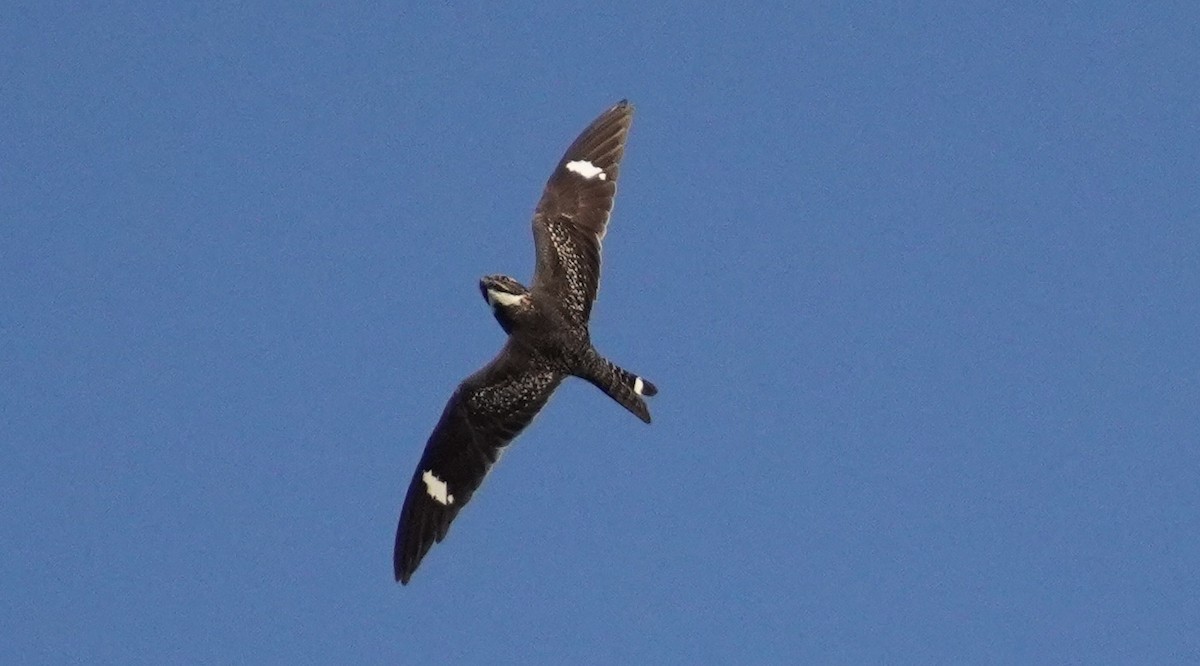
394, 101, 657, 584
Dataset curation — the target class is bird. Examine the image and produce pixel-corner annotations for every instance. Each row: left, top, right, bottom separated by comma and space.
393, 100, 657, 585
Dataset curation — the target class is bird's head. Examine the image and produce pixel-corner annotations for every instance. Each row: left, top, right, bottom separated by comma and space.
479, 274, 531, 334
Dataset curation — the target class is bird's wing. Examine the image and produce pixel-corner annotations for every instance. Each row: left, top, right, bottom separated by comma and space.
393, 340, 564, 584
530, 100, 634, 326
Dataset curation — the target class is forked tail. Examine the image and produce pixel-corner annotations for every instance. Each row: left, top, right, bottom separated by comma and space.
577, 352, 658, 423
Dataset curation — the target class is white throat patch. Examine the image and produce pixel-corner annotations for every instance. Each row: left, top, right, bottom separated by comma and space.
487, 289, 527, 307
422, 470, 454, 505
565, 159, 607, 180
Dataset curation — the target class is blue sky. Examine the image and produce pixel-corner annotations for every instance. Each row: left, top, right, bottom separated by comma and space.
3, 3, 1198, 663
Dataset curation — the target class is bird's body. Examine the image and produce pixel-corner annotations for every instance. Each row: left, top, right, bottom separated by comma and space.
393, 101, 656, 584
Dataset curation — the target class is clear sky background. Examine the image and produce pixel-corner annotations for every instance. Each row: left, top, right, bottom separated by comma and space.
3, 3, 1198, 663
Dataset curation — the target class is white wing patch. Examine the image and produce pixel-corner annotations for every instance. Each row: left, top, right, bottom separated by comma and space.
565, 159, 607, 181
634, 377, 645, 396
422, 470, 454, 505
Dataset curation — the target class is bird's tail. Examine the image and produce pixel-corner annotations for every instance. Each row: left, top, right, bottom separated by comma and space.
577, 352, 658, 423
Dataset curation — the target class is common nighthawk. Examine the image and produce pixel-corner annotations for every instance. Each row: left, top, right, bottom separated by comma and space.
393, 100, 656, 584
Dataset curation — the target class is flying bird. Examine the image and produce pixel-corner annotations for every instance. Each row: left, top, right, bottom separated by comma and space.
393, 100, 657, 584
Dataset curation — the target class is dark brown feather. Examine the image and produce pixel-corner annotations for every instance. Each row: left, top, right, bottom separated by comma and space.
394, 340, 563, 584
531, 101, 635, 326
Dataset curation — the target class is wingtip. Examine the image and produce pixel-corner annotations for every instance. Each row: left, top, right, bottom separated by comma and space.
395, 558, 416, 584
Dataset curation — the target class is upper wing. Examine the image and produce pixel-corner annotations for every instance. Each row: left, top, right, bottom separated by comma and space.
393, 341, 564, 584
530, 100, 634, 326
